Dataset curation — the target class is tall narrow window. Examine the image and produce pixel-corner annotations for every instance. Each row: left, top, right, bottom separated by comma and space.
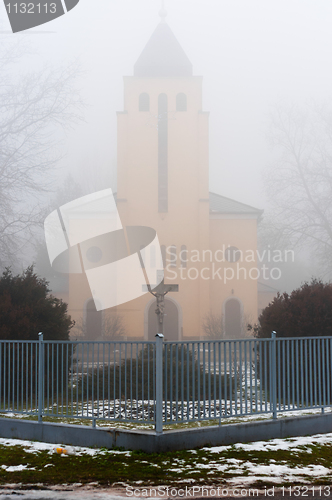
161, 245, 166, 268
180, 245, 188, 268
150, 245, 156, 268
140, 245, 145, 268
139, 93, 150, 111
176, 93, 187, 111
158, 93, 168, 212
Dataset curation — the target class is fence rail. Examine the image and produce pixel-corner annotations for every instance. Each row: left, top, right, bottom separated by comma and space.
0, 333, 331, 432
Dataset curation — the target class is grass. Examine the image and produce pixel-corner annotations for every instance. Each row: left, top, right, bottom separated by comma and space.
0, 439, 332, 487
0, 406, 328, 431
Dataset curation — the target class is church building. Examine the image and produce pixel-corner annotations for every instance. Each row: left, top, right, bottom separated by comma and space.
67, 12, 264, 341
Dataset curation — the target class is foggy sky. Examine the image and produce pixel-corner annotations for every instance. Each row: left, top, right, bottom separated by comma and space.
1, 0, 332, 209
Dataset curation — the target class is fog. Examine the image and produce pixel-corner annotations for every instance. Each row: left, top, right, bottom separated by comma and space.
1, 0, 332, 295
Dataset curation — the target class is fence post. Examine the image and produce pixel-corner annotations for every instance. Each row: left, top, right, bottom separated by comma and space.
155, 333, 164, 434
271, 331, 277, 419
38, 332, 44, 423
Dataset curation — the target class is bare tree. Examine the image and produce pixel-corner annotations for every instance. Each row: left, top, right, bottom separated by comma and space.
0, 36, 83, 269
73, 313, 126, 340
202, 311, 224, 339
203, 310, 254, 340
102, 314, 126, 340
265, 102, 332, 277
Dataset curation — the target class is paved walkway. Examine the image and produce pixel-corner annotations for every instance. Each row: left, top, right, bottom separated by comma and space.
0, 488, 330, 500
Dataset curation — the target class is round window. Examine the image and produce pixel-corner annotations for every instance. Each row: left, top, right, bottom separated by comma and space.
86, 246, 103, 263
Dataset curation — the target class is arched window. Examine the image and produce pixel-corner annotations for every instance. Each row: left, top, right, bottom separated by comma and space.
180, 245, 187, 268
86, 299, 102, 340
224, 299, 242, 339
176, 93, 187, 112
139, 93, 150, 111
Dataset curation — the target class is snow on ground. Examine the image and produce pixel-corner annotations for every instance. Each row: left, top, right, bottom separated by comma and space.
203, 432, 332, 453
1, 464, 36, 472
0, 490, 125, 500
0, 437, 130, 457
2, 404, 331, 427
0, 433, 332, 485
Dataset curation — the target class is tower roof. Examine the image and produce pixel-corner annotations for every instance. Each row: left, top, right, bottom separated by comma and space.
134, 22, 193, 77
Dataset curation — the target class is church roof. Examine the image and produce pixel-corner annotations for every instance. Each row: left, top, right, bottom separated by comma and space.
134, 22, 193, 77
114, 191, 263, 218
257, 282, 279, 293
209, 192, 263, 218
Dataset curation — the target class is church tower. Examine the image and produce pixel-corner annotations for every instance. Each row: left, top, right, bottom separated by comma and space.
116, 12, 211, 339
117, 18, 209, 228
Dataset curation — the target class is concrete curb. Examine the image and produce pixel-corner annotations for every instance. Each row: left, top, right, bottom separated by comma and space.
1, 413, 332, 452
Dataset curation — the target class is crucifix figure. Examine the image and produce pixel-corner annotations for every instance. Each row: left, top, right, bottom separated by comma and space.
146, 280, 179, 336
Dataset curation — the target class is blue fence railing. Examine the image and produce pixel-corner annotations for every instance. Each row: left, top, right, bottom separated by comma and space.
0, 333, 331, 433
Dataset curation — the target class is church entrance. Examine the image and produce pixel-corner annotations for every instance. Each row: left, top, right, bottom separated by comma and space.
224, 299, 242, 339
148, 298, 179, 341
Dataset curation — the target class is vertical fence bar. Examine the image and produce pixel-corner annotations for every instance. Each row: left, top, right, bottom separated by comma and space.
322, 338, 326, 410
170, 344, 173, 421
176, 344, 179, 421
129, 343, 132, 421
223, 341, 227, 417
291, 340, 295, 409
234, 342, 237, 416
147, 343, 151, 422
295, 340, 299, 409
253, 341, 257, 413
8, 343, 10, 411
271, 331, 277, 419
218, 341, 222, 423
300, 339, 304, 408
282, 340, 285, 411
141, 343, 145, 421
38, 333, 44, 423
155, 334, 164, 434
326, 339, 331, 406
193, 343, 196, 420
0, 343, 2, 411
313, 340, 317, 407
305, 339, 308, 408
239, 341, 242, 415
186, 343, 190, 420
202, 343, 206, 418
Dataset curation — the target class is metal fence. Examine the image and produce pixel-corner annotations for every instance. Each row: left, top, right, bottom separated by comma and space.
0, 333, 332, 433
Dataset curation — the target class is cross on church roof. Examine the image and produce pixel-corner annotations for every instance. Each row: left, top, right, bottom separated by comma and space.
134, 2, 193, 77
159, 0, 167, 23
